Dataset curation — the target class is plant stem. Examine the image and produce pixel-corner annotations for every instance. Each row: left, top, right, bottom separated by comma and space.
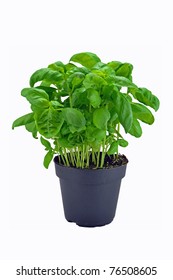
96, 150, 100, 168
100, 137, 106, 168
69, 149, 75, 166
86, 145, 90, 168
82, 144, 85, 169
63, 149, 70, 166
60, 152, 66, 166
116, 122, 120, 159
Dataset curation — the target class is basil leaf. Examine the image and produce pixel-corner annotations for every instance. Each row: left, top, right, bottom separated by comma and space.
12, 112, 34, 129
21, 88, 49, 110
87, 88, 101, 108
112, 91, 133, 133
40, 136, 52, 150
107, 61, 122, 71
131, 87, 160, 111
67, 72, 85, 89
30, 68, 62, 87
115, 63, 133, 78
93, 108, 110, 129
48, 61, 65, 73
128, 118, 142, 138
43, 150, 54, 169
114, 76, 137, 88
25, 121, 38, 138
50, 100, 64, 108
70, 52, 101, 68
83, 73, 107, 89
36, 108, 64, 138
131, 103, 154, 124
107, 141, 118, 155
118, 139, 128, 147
62, 108, 86, 128
71, 87, 88, 107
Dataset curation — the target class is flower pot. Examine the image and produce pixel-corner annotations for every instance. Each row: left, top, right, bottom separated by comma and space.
54, 156, 128, 227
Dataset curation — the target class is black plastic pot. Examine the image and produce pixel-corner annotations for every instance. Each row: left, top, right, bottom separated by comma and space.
54, 156, 128, 227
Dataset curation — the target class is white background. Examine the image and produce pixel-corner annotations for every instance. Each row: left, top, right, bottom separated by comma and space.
1, 0, 173, 279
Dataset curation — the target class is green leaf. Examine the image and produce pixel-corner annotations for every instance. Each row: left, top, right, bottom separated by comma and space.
92, 62, 106, 69
107, 141, 118, 155
128, 118, 142, 138
132, 87, 160, 111
25, 121, 38, 138
29, 68, 62, 87
65, 62, 76, 71
131, 103, 154, 124
71, 87, 88, 107
87, 88, 101, 108
21, 88, 49, 110
86, 126, 105, 142
67, 72, 85, 89
48, 61, 65, 73
70, 52, 101, 68
58, 138, 73, 148
62, 108, 86, 128
85, 126, 96, 142
94, 129, 106, 140
99, 65, 116, 77
35, 86, 58, 100
83, 73, 107, 90
107, 61, 122, 71
50, 100, 64, 108
112, 91, 133, 132
43, 150, 54, 169
118, 139, 128, 147
115, 63, 133, 78
12, 112, 34, 129
114, 76, 137, 88
35, 108, 64, 138
60, 123, 70, 136
40, 136, 52, 150
102, 85, 114, 103
93, 107, 110, 129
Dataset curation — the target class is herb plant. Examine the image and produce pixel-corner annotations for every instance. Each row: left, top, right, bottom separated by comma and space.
12, 52, 160, 169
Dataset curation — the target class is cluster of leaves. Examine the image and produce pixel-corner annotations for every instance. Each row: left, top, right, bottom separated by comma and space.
12, 52, 160, 168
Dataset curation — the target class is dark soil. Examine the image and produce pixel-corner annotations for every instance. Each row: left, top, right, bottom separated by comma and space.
57, 153, 128, 169
86, 153, 128, 169
97, 154, 128, 169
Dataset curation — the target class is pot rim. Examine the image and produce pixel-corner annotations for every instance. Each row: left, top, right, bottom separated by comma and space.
54, 155, 128, 172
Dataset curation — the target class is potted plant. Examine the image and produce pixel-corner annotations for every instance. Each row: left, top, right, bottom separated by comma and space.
12, 52, 160, 227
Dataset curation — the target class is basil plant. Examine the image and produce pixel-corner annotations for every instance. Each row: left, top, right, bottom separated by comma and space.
12, 52, 160, 169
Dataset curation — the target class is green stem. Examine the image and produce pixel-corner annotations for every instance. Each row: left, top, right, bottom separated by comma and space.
72, 149, 77, 166
86, 145, 90, 168
96, 150, 100, 168
60, 152, 66, 166
116, 122, 120, 159
100, 137, 106, 168
63, 149, 70, 166
69, 149, 75, 166
81, 144, 85, 169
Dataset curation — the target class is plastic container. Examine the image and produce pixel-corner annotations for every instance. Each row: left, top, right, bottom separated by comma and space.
54, 156, 127, 227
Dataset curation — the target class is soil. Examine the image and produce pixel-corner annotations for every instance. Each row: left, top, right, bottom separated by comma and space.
100, 154, 128, 169
57, 153, 128, 169
88, 154, 128, 169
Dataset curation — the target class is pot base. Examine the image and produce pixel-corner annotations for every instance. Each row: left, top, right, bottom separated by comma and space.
66, 218, 114, 227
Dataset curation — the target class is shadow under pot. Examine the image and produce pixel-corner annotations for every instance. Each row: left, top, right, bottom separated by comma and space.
54, 156, 128, 227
